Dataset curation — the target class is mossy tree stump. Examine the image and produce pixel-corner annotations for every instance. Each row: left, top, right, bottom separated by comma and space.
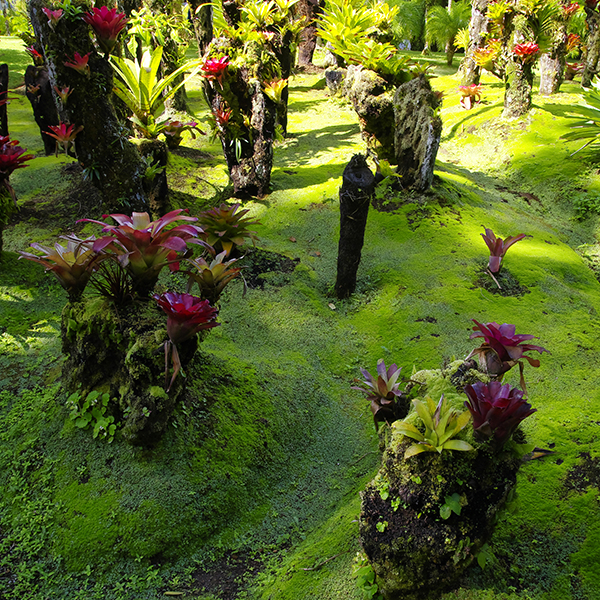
61, 298, 197, 446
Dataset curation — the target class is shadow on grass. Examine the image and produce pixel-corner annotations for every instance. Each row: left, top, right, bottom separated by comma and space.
443, 102, 505, 140
272, 161, 347, 191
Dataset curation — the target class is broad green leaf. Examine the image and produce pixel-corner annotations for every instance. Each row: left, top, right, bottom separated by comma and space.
442, 439, 474, 452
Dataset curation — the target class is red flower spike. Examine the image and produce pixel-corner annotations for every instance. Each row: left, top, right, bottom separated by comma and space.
64, 52, 91, 76
513, 42, 539, 62
464, 381, 536, 446
42, 7, 63, 28
47, 123, 84, 157
26, 46, 44, 66
82, 6, 128, 55
200, 56, 230, 87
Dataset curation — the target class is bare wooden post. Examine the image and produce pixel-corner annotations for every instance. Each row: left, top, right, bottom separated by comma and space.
335, 154, 375, 299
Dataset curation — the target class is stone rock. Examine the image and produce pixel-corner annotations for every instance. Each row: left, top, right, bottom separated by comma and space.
324, 67, 346, 95
393, 75, 442, 192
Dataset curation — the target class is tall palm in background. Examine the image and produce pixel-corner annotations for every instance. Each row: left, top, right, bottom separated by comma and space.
425, 1, 471, 65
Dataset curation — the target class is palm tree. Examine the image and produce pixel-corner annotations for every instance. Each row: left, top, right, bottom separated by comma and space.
425, 1, 471, 65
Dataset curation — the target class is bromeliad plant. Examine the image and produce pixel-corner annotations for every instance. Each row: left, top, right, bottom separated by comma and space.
352, 359, 408, 428
46, 123, 83, 157
162, 120, 204, 149
458, 84, 483, 110
197, 203, 260, 256
394, 395, 474, 459
110, 46, 201, 138
184, 248, 242, 305
80, 209, 204, 295
481, 227, 527, 274
18, 237, 105, 301
467, 319, 549, 392
464, 381, 536, 446
561, 77, 600, 155
154, 292, 220, 391
82, 6, 128, 56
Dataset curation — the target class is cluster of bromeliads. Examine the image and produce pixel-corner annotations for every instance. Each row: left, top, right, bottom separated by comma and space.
19, 204, 259, 390
354, 319, 549, 455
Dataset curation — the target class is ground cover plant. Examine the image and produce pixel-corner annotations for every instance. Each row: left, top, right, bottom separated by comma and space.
1, 21, 600, 600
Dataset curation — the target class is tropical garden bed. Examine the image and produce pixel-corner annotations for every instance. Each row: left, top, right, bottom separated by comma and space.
1, 6, 600, 598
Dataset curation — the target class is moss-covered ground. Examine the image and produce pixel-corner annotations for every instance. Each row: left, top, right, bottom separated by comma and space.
1, 36, 600, 599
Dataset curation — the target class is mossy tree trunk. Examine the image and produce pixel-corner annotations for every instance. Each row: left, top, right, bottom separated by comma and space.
503, 56, 534, 117
29, 0, 148, 213
296, 0, 324, 67
189, 0, 213, 57
460, 0, 490, 85
0, 63, 8, 136
582, 6, 600, 87
24, 65, 59, 156
138, 139, 170, 217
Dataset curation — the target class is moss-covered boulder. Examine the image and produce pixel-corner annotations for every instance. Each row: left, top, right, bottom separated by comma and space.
61, 298, 197, 445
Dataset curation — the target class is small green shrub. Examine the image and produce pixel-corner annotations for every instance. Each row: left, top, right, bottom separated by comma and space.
66, 390, 118, 442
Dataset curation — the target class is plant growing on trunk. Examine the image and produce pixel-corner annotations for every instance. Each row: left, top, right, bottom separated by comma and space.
82, 6, 128, 56
184, 248, 242, 305
46, 122, 83, 157
18, 237, 105, 301
154, 292, 220, 391
464, 381, 536, 446
352, 359, 409, 428
110, 46, 201, 138
394, 395, 474, 459
481, 227, 527, 273
80, 209, 204, 295
197, 203, 260, 256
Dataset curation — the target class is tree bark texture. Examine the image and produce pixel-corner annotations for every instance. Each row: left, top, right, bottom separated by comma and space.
335, 155, 375, 300
503, 57, 533, 117
0, 64, 8, 137
460, 0, 490, 85
393, 75, 442, 191
138, 139, 170, 217
189, 0, 213, 57
296, 0, 324, 66
583, 6, 600, 87
24, 65, 59, 155
29, 0, 147, 213
539, 48, 566, 96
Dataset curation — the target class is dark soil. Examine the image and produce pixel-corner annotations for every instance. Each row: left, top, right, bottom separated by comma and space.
240, 247, 300, 289
193, 551, 263, 599
474, 265, 530, 297
562, 451, 600, 494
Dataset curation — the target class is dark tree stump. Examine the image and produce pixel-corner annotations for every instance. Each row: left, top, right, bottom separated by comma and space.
24, 65, 59, 155
0, 64, 8, 137
335, 155, 375, 299
138, 139, 169, 217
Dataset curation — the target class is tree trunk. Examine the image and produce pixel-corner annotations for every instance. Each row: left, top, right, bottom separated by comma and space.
138, 139, 170, 217
296, 0, 324, 66
29, 0, 148, 213
335, 155, 375, 300
446, 41, 456, 66
582, 6, 600, 87
460, 0, 490, 85
539, 48, 566, 96
24, 65, 59, 155
503, 57, 534, 118
0, 64, 8, 137
189, 0, 213, 57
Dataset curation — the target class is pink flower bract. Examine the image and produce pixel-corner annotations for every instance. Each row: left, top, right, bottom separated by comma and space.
82, 7, 128, 54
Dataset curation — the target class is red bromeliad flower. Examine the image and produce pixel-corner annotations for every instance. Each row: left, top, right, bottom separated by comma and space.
467, 319, 549, 378
0, 136, 35, 178
566, 33, 581, 53
200, 56, 230, 87
563, 2, 580, 17
64, 52, 91, 75
154, 291, 220, 391
53, 86, 73, 106
213, 107, 232, 129
481, 227, 527, 273
42, 7, 63, 28
154, 292, 220, 344
464, 381, 536, 446
80, 210, 204, 294
26, 46, 44, 66
82, 6, 128, 55
513, 42, 539, 62
47, 123, 84, 157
